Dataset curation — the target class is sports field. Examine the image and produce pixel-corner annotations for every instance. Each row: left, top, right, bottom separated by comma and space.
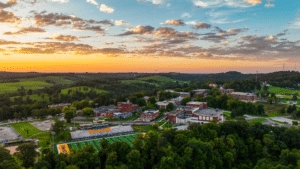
10, 122, 41, 138
55, 133, 138, 154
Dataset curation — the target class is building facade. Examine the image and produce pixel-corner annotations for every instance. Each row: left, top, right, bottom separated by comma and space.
140, 110, 160, 122
230, 92, 257, 102
186, 101, 208, 109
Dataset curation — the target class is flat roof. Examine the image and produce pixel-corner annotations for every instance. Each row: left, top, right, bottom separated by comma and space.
231, 92, 255, 96
186, 101, 206, 105
193, 109, 223, 116
143, 109, 159, 114
193, 89, 209, 92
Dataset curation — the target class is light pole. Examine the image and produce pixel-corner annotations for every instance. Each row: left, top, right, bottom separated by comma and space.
95, 103, 98, 119
51, 132, 55, 152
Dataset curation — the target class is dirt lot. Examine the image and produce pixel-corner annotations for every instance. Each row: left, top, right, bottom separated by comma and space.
5, 146, 18, 155
30, 120, 55, 131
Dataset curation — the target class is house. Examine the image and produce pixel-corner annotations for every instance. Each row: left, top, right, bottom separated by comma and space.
48, 103, 71, 109
186, 101, 208, 109
193, 89, 210, 97
156, 101, 176, 109
140, 109, 160, 122
230, 92, 257, 102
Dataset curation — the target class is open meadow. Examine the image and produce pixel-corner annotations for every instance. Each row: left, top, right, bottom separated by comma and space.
0, 81, 52, 94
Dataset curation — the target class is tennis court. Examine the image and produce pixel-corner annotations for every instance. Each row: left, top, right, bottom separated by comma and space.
55, 133, 138, 154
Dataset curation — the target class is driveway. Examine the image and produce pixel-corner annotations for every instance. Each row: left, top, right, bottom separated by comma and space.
270, 116, 294, 124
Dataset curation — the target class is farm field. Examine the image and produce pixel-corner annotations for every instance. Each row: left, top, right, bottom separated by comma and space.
55, 133, 138, 154
19, 76, 74, 85
0, 81, 53, 94
10, 122, 41, 138
121, 76, 189, 86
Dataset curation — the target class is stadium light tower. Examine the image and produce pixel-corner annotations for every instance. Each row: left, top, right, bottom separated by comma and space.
72, 107, 76, 128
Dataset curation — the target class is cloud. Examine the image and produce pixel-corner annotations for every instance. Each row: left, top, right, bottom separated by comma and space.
100, 4, 114, 13
137, 0, 165, 5
3, 26, 46, 35
264, 0, 275, 7
117, 25, 154, 36
163, 19, 185, 26
181, 13, 192, 18
32, 11, 111, 33
243, 0, 261, 6
45, 34, 79, 41
191, 0, 261, 8
192, 22, 211, 30
87, 0, 98, 6
199, 27, 248, 43
289, 17, 300, 29
0, 0, 17, 9
105, 42, 114, 45
115, 20, 130, 26
185, 21, 197, 25
49, 0, 69, 3
0, 9, 21, 24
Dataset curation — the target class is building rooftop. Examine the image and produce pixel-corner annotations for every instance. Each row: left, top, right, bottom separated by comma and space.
177, 106, 199, 111
186, 101, 206, 105
231, 92, 256, 96
171, 96, 184, 102
143, 109, 159, 114
193, 109, 223, 117
193, 89, 209, 92
177, 113, 193, 119
168, 110, 185, 116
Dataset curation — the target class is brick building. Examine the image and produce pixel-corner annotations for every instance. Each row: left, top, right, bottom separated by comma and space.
220, 89, 234, 95
193, 89, 210, 97
186, 101, 208, 109
171, 96, 184, 105
230, 92, 257, 102
192, 109, 223, 123
117, 102, 139, 112
140, 110, 160, 122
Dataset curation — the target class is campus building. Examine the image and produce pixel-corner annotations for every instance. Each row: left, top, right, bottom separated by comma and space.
220, 88, 234, 95
140, 109, 160, 122
193, 89, 210, 97
230, 92, 257, 102
186, 101, 208, 109
171, 96, 184, 105
159, 90, 191, 98
117, 102, 139, 112
156, 101, 176, 109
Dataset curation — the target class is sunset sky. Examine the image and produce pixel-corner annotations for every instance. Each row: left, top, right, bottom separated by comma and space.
0, 0, 299, 73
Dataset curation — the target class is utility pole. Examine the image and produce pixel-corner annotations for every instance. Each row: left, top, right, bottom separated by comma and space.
72, 107, 76, 128
51, 132, 55, 152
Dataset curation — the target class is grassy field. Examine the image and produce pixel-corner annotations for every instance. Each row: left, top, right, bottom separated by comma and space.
157, 119, 166, 126
10, 122, 41, 138
61, 86, 107, 94
10, 94, 50, 102
162, 122, 173, 129
121, 80, 160, 87
0, 81, 53, 94
55, 133, 138, 154
248, 118, 267, 123
19, 76, 74, 85
256, 102, 286, 116
132, 125, 158, 132
263, 86, 300, 95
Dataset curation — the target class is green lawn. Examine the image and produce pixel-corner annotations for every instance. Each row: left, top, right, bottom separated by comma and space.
162, 122, 173, 129
29, 131, 51, 148
256, 102, 286, 116
10, 122, 41, 138
248, 118, 267, 123
263, 86, 300, 95
122, 75, 189, 86
132, 125, 158, 132
121, 80, 160, 87
0, 81, 53, 94
61, 86, 107, 95
157, 119, 166, 126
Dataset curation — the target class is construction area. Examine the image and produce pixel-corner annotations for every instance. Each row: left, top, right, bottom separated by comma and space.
0, 126, 23, 143
30, 120, 55, 131
55, 133, 139, 154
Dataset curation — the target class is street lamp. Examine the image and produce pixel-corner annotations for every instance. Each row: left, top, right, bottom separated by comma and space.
51, 132, 55, 152
95, 103, 99, 119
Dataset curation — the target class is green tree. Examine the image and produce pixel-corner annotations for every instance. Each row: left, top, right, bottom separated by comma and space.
257, 104, 265, 115
82, 107, 94, 117
106, 152, 118, 167
15, 143, 39, 168
166, 102, 174, 111
129, 96, 138, 104
63, 107, 74, 123
126, 150, 141, 169
51, 121, 64, 136
223, 152, 234, 169
0, 147, 20, 169
148, 96, 157, 105
292, 93, 298, 101
137, 98, 147, 107
70, 144, 98, 169
27, 89, 33, 95
181, 97, 191, 106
